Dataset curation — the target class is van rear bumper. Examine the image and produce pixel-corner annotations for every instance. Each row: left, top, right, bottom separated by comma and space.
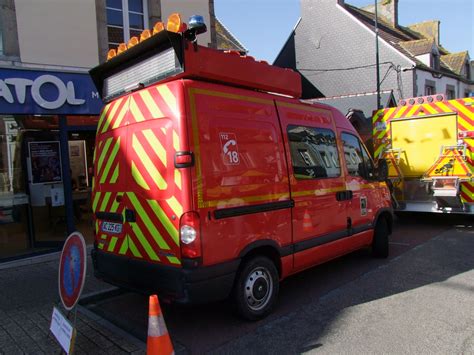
91, 248, 240, 304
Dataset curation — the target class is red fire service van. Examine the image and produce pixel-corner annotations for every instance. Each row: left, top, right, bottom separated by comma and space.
89, 14, 393, 320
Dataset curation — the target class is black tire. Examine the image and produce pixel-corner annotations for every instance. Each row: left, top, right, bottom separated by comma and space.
232, 256, 279, 321
372, 218, 390, 258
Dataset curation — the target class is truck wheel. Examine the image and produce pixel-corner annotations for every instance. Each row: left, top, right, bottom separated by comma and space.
232, 256, 279, 321
372, 218, 389, 258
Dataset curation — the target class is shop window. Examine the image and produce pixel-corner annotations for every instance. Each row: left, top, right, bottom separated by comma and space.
287, 125, 340, 179
341, 132, 373, 179
107, 0, 148, 49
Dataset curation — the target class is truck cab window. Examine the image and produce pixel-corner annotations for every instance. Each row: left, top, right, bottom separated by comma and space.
287, 126, 340, 179
341, 132, 374, 179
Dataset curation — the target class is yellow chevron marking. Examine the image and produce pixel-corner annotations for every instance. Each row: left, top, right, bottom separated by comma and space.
167, 256, 181, 265
132, 134, 167, 189
102, 97, 124, 133
393, 106, 408, 119
435, 102, 455, 113
459, 117, 473, 131
158, 85, 179, 117
451, 100, 474, 122
129, 192, 170, 250
111, 98, 129, 129
131, 161, 150, 190
424, 104, 438, 115
173, 130, 180, 150
166, 196, 183, 217
128, 237, 142, 258
140, 89, 164, 118
110, 163, 120, 184
108, 237, 118, 252
111, 194, 122, 213
130, 97, 145, 122
143, 129, 167, 167
377, 108, 395, 139
174, 170, 182, 189
92, 192, 101, 212
97, 103, 112, 133
99, 192, 111, 211
461, 184, 474, 197
97, 137, 113, 176
148, 200, 179, 245
101, 234, 107, 240
98, 243, 104, 250
374, 144, 386, 158
95, 220, 99, 234
129, 223, 160, 261
119, 237, 128, 255
406, 104, 419, 117
100, 138, 121, 184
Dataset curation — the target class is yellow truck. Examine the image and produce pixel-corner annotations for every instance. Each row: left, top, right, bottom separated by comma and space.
372, 94, 474, 213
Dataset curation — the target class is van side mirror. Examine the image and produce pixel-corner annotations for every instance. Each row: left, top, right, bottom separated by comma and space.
376, 159, 389, 181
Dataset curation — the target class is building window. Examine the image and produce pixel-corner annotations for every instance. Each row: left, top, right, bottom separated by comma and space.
446, 85, 456, 100
425, 80, 436, 96
431, 53, 440, 71
106, 0, 148, 49
287, 125, 341, 179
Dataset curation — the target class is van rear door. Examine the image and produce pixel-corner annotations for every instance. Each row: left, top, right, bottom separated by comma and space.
93, 81, 189, 267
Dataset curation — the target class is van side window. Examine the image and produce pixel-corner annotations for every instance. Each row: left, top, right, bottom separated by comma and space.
341, 132, 374, 178
287, 125, 341, 179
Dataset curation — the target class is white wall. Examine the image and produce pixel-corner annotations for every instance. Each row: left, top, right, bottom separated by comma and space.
160, 0, 211, 47
416, 69, 474, 98
15, 0, 99, 68
416, 53, 431, 67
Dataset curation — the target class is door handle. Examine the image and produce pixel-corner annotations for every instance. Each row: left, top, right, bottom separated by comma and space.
336, 190, 353, 201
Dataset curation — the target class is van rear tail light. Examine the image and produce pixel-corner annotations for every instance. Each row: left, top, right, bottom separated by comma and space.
179, 211, 201, 259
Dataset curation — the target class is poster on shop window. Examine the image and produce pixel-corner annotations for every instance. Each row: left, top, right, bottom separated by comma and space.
29, 141, 62, 184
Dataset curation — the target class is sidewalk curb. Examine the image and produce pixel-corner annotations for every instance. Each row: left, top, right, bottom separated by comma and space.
0, 245, 94, 271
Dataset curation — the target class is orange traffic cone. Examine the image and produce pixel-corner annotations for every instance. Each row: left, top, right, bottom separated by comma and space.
303, 209, 312, 232
147, 295, 174, 355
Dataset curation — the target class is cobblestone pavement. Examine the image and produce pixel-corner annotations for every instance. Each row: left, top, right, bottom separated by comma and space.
0, 252, 145, 354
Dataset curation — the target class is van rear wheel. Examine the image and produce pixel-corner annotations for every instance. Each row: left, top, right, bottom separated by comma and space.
372, 218, 390, 258
232, 256, 279, 321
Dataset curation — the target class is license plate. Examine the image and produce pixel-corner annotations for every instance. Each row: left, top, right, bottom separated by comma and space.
101, 221, 123, 234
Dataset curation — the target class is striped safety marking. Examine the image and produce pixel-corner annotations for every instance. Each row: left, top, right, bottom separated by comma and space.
373, 98, 474, 204
92, 83, 184, 266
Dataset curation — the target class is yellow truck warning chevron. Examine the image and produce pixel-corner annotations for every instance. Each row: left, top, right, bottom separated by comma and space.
372, 94, 474, 213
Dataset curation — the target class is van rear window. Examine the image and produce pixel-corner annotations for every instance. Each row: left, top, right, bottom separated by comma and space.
287, 126, 340, 179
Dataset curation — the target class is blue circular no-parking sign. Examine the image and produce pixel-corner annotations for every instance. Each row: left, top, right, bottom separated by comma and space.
58, 232, 87, 311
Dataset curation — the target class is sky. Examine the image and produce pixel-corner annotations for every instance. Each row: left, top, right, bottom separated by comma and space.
215, 0, 474, 64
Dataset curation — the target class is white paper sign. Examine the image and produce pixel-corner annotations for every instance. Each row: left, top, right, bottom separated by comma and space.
51, 185, 65, 207
50, 307, 76, 354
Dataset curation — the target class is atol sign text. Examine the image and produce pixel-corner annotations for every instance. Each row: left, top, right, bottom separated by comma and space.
0, 68, 103, 115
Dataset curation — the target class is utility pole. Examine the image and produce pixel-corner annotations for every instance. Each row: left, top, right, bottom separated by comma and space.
375, 0, 381, 109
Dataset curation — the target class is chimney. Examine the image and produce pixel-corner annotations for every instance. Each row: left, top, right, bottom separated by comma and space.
362, 0, 399, 28
379, 0, 399, 27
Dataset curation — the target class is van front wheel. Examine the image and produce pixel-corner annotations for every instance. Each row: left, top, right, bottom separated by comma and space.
372, 218, 390, 258
232, 256, 279, 321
